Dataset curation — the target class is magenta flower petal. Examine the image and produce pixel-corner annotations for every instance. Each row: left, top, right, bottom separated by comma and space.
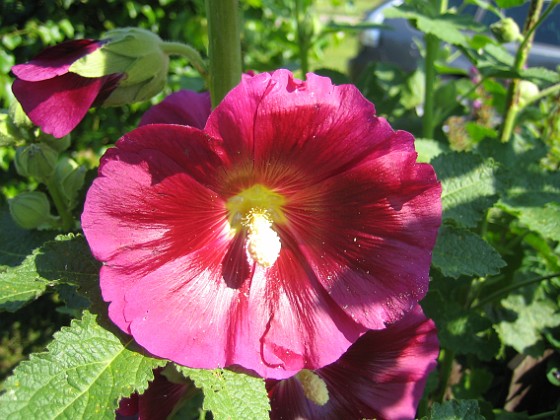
82, 70, 441, 379
12, 72, 118, 138
11, 39, 103, 82
266, 305, 439, 420
117, 368, 189, 420
139, 90, 211, 129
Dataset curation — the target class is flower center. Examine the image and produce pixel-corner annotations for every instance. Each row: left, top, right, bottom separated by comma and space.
296, 369, 329, 406
226, 184, 286, 268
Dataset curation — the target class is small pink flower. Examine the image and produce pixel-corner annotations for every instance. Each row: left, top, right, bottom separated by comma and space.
12, 40, 122, 138
82, 69, 441, 379
266, 305, 439, 420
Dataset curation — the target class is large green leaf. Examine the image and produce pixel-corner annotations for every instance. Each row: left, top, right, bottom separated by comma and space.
432, 224, 506, 279
0, 311, 165, 419
178, 367, 270, 420
428, 399, 485, 420
0, 205, 56, 268
0, 234, 100, 312
432, 152, 500, 228
0, 251, 50, 312
423, 288, 500, 360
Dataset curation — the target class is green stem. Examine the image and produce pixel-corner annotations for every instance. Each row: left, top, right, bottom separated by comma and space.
295, 0, 310, 74
434, 348, 455, 403
422, 0, 448, 138
499, 0, 546, 142
161, 41, 208, 81
205, 0, 242, 108
528, 411, 556, 420
45, 179, 74, 231
472, 272, 560, 308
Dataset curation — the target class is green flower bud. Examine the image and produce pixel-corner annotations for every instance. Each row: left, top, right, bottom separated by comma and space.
69, 28, 169, 106
14, 143, 58, 183
518, 80, 540, 107
54, 157, 86, 208
41, 133, 72, 153
9, 191, 53, 230
491, 18, 522, 43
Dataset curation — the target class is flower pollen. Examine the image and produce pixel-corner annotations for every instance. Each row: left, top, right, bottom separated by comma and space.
226, 184, 286, 267
296, 369, 329, 406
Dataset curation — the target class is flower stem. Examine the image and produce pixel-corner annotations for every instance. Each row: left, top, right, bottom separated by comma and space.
434, 348, 455, 403
295, 0, 310, 75
499, 0, 546, 142
472, 272, 560, 308
45, 179, 74, 231
161, 41, 208, 81
205, 0, 242, 108
422, 0, 448, 138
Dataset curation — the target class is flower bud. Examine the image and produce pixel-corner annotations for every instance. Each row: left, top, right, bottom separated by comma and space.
14, 143, 58, 183
518, 80, 540, 107
54, 157, 86, 208
490, 18, 522, 43
9, 191, 53, 229
69, 28, 169, 106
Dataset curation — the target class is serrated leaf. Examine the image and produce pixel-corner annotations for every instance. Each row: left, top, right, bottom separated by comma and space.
415, 138, 450, 163
0, 234, 100, 312
433, 152, 500, 227
496, 294, 560, 356
428, 399, 484, 419
0, 252, 50, 312
178, 367, 270, 420
423, 288, 500, 360
0, 205, 56, 268
432, 224, 506, 278
0, 311, 165, 419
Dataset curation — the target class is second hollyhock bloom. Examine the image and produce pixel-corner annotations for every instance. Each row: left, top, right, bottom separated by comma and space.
12, 28, 169, 138
267, 305, 439, 420
82, 69, 441, 379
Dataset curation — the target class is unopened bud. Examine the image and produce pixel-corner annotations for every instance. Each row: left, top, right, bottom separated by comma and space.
54, 157, 86, 208
491, 18, 522, 43
518, 80, 540, 107
15, 143, 58, 182
69, 28, 169, 106
9, 191, 53, 229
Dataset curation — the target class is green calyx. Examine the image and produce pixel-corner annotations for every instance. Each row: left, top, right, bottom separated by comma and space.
9, 191, 55, 230
69, 27, 169, 106
15, 143, 58, 183
490, 18, 523, 43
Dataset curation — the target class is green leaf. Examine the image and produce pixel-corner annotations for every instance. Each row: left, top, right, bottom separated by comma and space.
0, 234, 101, 312
415, 138, 450, 163
0, 205, 56, 268
423, 288, 500, 360
428, 399, 485, 419
178, 367, 270, 420
495, 0, 526, 8
0, 311, 165, 419
496, 293, 560, 356
432, 224, 506, 279
433, 151, 500, 227
0, 252, 50, 312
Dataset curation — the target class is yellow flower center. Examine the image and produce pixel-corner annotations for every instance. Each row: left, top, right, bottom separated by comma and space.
296, 369, 330, 406
226, 184, 286, 267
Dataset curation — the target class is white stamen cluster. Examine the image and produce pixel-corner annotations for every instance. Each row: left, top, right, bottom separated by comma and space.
245, 211, 281, 268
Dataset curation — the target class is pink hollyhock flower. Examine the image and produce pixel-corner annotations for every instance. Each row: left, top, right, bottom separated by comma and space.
12, 40, 122, 138
138, 90, 211, 129
117, 368, 190, 420
81, 69, 441, 379
266, 305, 439, 420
